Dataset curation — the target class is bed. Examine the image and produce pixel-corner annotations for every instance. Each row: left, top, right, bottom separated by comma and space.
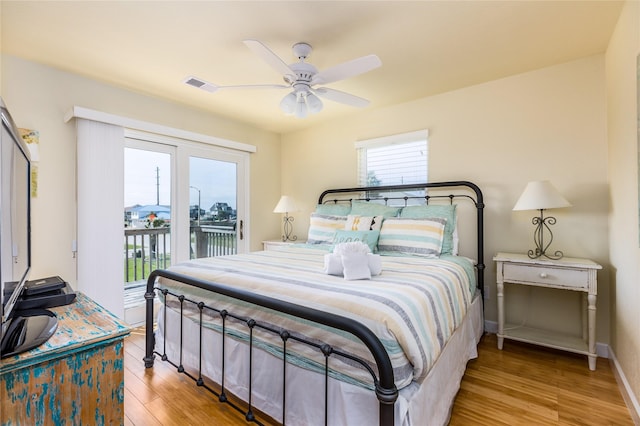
143, 181, 485, 426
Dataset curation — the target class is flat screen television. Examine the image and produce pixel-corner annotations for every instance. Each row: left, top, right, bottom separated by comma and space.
0, 98, 57, 358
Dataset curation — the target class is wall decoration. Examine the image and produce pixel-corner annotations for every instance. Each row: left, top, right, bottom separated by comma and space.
19, 128, 39, 198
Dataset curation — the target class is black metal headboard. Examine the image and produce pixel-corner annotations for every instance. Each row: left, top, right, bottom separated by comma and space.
318, 181, 485, 295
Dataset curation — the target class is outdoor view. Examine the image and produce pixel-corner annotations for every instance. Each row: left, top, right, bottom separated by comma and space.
123, 147, 237, 288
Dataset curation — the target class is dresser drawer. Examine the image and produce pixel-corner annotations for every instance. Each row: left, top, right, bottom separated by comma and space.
503, 263, 588, 290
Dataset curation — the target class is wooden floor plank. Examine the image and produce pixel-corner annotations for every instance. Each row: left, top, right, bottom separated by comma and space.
125, 330, 634, 425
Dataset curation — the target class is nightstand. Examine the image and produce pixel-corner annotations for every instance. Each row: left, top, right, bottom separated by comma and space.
494, 252, 602, 370
262, 240, 305, 251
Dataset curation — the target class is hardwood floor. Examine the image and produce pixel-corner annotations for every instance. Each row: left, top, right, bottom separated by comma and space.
124, 329, 634, 425
449, 334, 633, 425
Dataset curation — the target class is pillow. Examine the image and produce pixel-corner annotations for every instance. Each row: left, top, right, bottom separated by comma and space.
399, 205, 457, 255
350, 201, 401, 218
344, 215, 384, 231
315, 203, 351, 216
332, 230, 380, 253
307, 213, 348, 244
377, 217, 447, 258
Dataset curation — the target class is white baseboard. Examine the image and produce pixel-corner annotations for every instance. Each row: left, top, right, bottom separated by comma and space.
609, 347, 640, 425
484, 320, 497, 334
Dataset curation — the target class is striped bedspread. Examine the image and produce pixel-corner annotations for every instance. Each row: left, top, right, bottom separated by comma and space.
157, 245, 476, 391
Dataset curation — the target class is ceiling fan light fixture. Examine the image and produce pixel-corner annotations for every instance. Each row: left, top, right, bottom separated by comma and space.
306, 92, 323, 114
279, 92, 297, 115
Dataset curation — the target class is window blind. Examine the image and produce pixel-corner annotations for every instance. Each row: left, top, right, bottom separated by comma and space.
356, 130, 428, 187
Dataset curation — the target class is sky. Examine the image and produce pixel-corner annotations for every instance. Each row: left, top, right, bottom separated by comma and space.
124, 148, 237, 211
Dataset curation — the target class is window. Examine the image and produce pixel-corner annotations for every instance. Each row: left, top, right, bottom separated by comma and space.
356, 130, 428, 187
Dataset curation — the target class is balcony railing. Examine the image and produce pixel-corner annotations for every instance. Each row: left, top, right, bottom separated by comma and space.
124, 227, 171, 283
190, 225, 237, 258
124, 224, 237, 284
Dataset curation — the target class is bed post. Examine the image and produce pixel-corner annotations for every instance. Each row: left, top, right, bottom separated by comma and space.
143, 270, 158, 368
461, 181, 485, 297
377, 386, 397, 426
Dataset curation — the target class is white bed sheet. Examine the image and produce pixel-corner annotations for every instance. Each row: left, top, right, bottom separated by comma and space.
154, 290, 483, 426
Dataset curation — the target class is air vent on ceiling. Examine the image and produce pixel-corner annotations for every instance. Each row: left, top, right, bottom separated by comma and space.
183, 76, 218, 93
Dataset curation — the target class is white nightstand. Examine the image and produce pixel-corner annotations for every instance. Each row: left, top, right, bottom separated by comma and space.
262, 240, 305, 251
494, 252, 602, 370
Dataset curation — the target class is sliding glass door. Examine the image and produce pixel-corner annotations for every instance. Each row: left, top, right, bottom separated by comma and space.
123, 135, 248, 324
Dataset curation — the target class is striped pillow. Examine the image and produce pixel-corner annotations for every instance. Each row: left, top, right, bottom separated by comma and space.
377, 217, 447, 257
307, 213, 348, 244
400, 204, 457, 255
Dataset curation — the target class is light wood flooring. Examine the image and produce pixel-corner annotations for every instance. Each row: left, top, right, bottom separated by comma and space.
124, 330, 634, 425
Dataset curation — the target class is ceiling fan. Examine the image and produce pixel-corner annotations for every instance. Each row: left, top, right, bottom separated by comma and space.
184, 39, 382, 119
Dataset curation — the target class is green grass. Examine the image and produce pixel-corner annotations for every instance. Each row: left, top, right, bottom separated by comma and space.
125, 255, 170, 283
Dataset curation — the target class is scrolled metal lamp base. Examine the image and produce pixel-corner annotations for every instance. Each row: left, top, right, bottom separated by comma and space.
528, 209, 563, 260
282, 214, 297, 242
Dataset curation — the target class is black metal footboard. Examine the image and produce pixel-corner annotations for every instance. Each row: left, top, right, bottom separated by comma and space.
143, 269, 399, 426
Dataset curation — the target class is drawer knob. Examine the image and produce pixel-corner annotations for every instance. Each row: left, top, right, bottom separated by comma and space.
539, 272, 548, 279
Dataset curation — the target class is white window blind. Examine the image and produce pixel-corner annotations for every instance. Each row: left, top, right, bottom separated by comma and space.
76, 119, 125, 318
356, 130, 428, 187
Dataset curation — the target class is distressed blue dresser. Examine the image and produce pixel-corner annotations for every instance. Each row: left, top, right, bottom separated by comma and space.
1, 292, 130, 424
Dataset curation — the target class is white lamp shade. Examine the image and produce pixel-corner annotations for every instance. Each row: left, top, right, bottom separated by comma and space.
273, 196, 298, 213
306, 92, 323, 114
513, 180, 572, 211
279, 92, 297, 115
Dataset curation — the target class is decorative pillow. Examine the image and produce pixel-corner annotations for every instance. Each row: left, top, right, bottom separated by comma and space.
377, 217, 447, 258
307, 213, 348, 244
350, 201, 401, 218
399, 205, 457, 255
332, 230, 380, 253
344, 215, 384, 231
315, 203, 352, 216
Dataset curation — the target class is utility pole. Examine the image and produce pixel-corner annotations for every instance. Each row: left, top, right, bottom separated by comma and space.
190, 186, 201, 225
156, 166, 160, 205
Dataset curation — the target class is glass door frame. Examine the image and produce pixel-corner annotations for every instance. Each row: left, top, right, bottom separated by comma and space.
125, 129, 250, 266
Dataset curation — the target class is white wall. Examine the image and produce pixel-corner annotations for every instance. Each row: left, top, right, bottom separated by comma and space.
281, 55, 610, 343
606, 0, 640, 415
0, 54, 282, 291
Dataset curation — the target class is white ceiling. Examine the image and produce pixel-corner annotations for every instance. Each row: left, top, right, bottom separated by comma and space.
0, 1, 624, 134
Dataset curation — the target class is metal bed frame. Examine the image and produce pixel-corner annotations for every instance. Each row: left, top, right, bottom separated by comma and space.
143, 181, 484, 426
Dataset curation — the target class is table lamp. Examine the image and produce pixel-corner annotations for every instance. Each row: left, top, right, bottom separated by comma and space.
273, 196, 298, 242
513, 180, 571, 259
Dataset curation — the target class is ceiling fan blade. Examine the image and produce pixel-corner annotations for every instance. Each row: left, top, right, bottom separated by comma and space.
218, 84, 290, 90
312, 54, 382, 85
243, 39, 295, 78
184, 76, 288, 93
314, 87, 370, 108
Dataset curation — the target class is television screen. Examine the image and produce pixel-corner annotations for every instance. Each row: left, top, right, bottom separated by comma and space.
0, 98, 31, 340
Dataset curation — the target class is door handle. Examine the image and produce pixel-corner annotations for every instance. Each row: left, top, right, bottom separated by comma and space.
239, 219, 244, 240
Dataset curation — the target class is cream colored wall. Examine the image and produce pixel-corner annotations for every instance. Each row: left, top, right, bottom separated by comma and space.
0, 54, 282, 288
282, 55, 610, 343
606, 0, 640, 412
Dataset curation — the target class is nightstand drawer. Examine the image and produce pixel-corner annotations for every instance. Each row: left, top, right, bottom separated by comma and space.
503, 263, 588, 289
